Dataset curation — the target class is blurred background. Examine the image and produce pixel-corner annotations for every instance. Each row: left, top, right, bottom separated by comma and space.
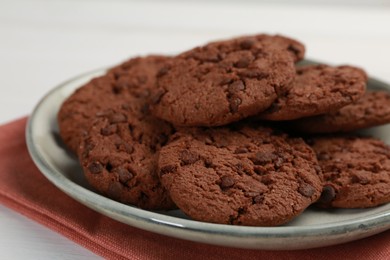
1, 0, 390, 124
0, 0, 390, 258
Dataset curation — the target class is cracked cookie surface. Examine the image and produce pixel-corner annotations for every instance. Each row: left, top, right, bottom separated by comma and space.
58, 55, 170, 153
309, 136, 390, 208
291, 91, 390, 133
79, 103, 176, 210
258, 64, 367, 121
158, 125, 321, 226
151, 34, 304, 127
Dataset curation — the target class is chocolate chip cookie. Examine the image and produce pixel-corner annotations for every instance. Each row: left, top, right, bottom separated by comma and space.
258, 65, 367, 121
158, 125, 322, 226
58, 55, 170, 153
309, 136, 390, 208
151, 34, 305, 127
79, 102, 176, 210
291, 91, 390, 133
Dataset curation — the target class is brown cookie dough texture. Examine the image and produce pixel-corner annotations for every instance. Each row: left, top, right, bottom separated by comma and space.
309, 136, 390, 208
151, 34, 305, 127
79, 103, 176, 210
58, 55, 170, 153
258, 65, 367, 121
291, 91, 390, 133
158, 125, 321, 226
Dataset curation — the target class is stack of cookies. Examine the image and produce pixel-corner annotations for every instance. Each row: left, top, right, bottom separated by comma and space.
58, 34, 390, 226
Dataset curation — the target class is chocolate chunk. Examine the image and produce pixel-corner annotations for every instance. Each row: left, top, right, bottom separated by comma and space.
107, 182, 122, 200
160, 165, 177, 176
179, 150, 199, 165
240, 38, 255, 49
220, 176, 235, 189
250, 151, 277, 165
234, 57, 250, 68
298, 183, 316, 197
234, 147, 249, 154
116, 167, 134, 184
109, 113, 127, 124
229, 96, 242, 113
101, 124, 118, 136
88, 161, 103, 174
318, 185, 336, 204
228, 80, 246, 93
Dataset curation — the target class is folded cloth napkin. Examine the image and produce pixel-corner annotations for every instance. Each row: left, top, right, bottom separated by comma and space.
1, 117, 390, 260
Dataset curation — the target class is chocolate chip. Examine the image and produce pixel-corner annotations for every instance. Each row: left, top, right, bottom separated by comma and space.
314, 165, 322, 174
234, 147, 249, 154
262, 175, 274, 185
220, 176, 235, 189
105, 163, 113, 172
82, 140, 95, 158
287, 44, 302, 58
266, 102, 280, 113
317, 152, 330, 161
116, 167, 134, 184
219, 77, 234, 86
228, 80, 246, 93
160, 165, 177, 176
88, 161, 103, 174
101, 124, 117, 136
151, 89, 166, 104
250, 151, 277, 165
238, 70, 269, 79
240, 38, 255, 49
234, 57, 250, 68
204, 158, 213, 168
253, 194, 264, 204
274, 157, 284, 169
253, 166, 265, 175
215, 138, 229, 148
179, 150, 199, 165
96, 110, 112, 117
229, 96, 242, 113
107, 182, 122, 200
109, 113, 127, 124
156, 65, 170, 77
318, 185, 336, 204
298, 183, 316, 198
204, 137, 214, 145
351, 173, 369, 184
139, 191, 149, 202
112, 82, 127, 94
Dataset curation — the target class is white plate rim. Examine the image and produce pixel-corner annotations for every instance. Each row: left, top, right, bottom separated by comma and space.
25, 62, 390, 250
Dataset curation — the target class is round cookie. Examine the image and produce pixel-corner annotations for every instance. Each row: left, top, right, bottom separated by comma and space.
291, 91, 390, 133
158, 125, 322, 226
58, 55, 170, 153
79, 102, 176, 210
151, 34, 305, 127
258, 64, 367, 121
309, 136, 390, 208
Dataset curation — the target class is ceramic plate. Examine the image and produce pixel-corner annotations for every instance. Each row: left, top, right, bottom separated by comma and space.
26, 62, 390, 250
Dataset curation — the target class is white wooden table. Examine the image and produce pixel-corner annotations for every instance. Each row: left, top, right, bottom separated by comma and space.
1, 0, 390, 258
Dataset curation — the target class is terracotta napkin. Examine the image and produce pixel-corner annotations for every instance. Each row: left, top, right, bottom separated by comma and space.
1, 117, 390, 260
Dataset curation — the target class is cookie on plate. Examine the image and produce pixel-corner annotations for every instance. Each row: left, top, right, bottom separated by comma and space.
309, 136, 390, 208
58, 55, 169, 153
291, 91, 390, 133
257, 65, 367, 121
158, 125, 322, 226
79, 102, 176, 210
151, 34, 305, 127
